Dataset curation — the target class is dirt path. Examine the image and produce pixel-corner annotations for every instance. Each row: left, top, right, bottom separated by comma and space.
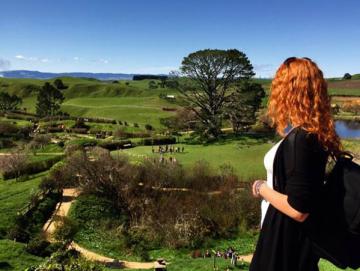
43, 188, 253, 269
43, 188, 157, 269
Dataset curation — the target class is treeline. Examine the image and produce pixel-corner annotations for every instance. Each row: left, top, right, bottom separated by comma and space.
133, 75, 168, 81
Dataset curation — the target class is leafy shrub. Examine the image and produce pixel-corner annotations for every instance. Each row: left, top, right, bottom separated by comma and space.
6, 224, 30, 242
26, 236, 51, 257
145, 124, 153, 131
53, 217, 78, 242
133, 122, 139, 128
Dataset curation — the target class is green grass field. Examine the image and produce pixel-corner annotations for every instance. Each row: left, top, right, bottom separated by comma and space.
3, 76, 360, 131
0, 172, 45, 234
114, 139, 273, 181
0, 239, 43, 270
61, 97, 178, 128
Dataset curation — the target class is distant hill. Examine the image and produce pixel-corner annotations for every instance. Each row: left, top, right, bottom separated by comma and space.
0, 70, 134, 80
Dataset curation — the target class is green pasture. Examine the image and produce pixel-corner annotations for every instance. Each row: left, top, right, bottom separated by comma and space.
0, 172, 45, 234
0, 239, 42, 270
114, 139, 273, 181
61, 97, 178, 128
328, 88, 360, 96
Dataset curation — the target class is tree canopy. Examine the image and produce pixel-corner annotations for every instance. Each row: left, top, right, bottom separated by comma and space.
179, 48, 255, 138
36, 82, 65, 117
0, 92, 22, 112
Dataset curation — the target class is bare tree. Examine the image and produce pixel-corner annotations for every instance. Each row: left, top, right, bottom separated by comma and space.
0, 151, 28, 180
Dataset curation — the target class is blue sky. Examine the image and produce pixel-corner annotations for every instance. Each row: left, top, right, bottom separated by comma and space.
0, 0, 359, 77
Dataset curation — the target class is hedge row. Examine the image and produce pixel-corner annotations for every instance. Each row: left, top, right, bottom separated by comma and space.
1, 155, 64, 180
98, 140, 132, 151
41, 115, 117, 124
141, 136, 176, 146
4, 113, 37, 121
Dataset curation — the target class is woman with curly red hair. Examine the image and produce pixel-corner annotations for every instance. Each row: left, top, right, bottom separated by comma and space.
250, 57, 344, 271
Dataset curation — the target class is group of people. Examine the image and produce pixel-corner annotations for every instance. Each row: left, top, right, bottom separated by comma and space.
158, 154, 177, 164
203, 247, 238, 266
152, 145, 185, 154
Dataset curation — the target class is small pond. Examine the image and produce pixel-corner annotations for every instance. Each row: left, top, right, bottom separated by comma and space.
335, 120, 360, 139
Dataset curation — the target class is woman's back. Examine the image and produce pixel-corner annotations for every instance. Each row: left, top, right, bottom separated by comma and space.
250, 126, 329, 271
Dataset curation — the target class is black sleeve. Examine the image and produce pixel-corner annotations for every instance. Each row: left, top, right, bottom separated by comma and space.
285, 131, 323, 213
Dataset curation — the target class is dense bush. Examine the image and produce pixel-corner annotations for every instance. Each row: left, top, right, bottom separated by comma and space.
6, 224, 30, 242
53, 217, 79, 242
26, 236, 52, 257
58, 151, 255, 250
72, 119, 90, 129
144, 124, 153, 131
98, 140, 132, 151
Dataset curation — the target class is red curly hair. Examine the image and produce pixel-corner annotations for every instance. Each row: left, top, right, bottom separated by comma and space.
267, 57, 343, 159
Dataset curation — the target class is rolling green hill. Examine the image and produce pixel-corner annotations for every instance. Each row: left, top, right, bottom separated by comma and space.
1, 77, 359, 128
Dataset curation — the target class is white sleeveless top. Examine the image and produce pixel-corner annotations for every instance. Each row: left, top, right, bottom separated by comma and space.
260, 127, 296, 228
261, 138, 284, 227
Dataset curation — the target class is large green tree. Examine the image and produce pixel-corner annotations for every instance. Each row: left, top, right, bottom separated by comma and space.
225, 81, 265, 133
179, 49, 255, 138
36, 82, 64, 116
53, 78, 68, 89
0, 92, 22, 112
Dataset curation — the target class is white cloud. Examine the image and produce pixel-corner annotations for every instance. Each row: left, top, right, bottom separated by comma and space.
73, 57, 79, 61
14, 55, 50, 63
99, 58, 109, 64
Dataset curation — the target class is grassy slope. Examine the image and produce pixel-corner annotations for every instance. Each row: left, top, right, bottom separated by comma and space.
114, 139, 273, 181
0, 172, 45, 234
2, 77, 359, 130
1, 77, 179, 127
0, 239, 42, 270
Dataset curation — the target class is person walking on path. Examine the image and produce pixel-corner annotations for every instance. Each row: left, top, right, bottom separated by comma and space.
250, 57, 344, 271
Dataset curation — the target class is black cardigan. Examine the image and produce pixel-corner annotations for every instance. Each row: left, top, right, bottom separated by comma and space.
250, 126, 329, 271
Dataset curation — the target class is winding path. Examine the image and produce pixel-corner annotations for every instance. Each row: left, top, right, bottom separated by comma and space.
42, 188, 253, 269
